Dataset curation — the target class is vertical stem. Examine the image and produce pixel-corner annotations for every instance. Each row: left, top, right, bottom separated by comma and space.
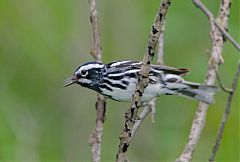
88, 0, 106, 162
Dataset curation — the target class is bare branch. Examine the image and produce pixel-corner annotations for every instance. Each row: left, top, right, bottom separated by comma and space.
129, 22, 166, 142
116, 1, 171, 161
89, 95, 106, 162
209, 61, 240, 162
129, 24, 166, 143
176, 1, 231, 161
193, 0, 240, 51
87, 0, 106, 162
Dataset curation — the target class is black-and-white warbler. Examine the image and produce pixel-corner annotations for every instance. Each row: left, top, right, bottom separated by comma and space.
64, 61, 218, 104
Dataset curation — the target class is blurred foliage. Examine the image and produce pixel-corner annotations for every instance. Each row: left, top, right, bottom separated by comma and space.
0, 0, 239, 162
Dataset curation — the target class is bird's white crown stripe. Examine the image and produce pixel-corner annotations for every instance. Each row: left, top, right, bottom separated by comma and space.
77, 64, 104, 73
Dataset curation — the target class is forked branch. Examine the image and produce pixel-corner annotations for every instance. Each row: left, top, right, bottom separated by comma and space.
176, 0, 231, 161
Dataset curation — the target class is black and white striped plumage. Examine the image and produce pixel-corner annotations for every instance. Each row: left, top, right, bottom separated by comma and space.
64, 61, 218, 104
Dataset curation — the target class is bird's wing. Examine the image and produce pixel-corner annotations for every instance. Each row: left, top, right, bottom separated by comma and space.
106, 60, 190, 76
151, 64, 190, 76
106, 61, 141, 73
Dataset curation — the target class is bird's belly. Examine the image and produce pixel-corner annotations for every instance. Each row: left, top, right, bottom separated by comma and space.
100, 79, 162, 102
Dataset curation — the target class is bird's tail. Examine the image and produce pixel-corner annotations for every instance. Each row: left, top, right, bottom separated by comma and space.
175, 81, 219, 104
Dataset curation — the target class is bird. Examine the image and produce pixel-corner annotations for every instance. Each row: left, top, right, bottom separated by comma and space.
64, 60, 219, 104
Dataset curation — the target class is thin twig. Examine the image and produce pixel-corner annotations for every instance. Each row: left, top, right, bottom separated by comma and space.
149, 98, 156, 123
116, 1, 171, 161
176, 1, 231, 161
216, 71, 233, 93
87, 0, 106, 162
129, 103, 152, 143
209, 61, 240, 162
193, 0, 240, 51
157, 24, 165, 65
129, 95, 158, 143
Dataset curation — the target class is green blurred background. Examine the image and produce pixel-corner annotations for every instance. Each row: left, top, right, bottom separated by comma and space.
0, 0, 239, 161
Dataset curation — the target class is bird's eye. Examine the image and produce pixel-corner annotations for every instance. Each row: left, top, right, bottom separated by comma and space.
80, 69, 88, 76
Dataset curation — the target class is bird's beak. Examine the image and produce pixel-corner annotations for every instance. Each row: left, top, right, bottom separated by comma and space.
63, 76, 78, 87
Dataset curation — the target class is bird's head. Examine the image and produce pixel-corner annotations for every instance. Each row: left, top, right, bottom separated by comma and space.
64, 62, 105, 89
